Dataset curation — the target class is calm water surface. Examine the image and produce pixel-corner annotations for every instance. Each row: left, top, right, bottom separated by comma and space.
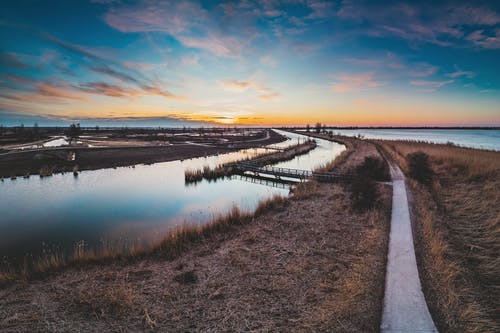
0, 130, 344, 264
329, 129, 500, 151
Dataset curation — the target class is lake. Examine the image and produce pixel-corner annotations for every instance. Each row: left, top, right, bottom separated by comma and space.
327, 129, 500, 151
0, 130, 345, 266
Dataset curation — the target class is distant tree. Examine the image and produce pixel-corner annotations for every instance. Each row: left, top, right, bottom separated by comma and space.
15, 123, 25, 141
306, 124, 310, 132
33, 122, 39, 137
95, 125, 100, 132
67, 123, 82, 145
315, 122, 321, 134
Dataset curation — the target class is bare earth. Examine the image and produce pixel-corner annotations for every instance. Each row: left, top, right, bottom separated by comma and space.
0, 138, 391, 332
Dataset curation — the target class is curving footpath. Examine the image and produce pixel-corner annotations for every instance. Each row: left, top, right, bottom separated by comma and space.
381, 162, 438, 332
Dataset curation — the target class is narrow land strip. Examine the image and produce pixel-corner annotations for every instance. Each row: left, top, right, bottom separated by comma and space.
381, 160, 437, 332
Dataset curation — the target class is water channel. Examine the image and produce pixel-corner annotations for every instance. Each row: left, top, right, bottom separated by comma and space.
0, 130, 345, 266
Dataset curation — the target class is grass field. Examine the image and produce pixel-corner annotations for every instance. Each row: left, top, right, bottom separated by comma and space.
379, 140, 499, 333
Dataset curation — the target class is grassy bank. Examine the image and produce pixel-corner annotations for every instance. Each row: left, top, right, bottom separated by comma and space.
378, 141, 499, 333
0, 137, 392, 332
0, 196, 288, 281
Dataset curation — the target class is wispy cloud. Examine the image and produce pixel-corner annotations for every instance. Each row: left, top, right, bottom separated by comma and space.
89, 65, 142, 85
258, 92, 281, 101
219, 78, 280, 101
337, 1, 500, 49
220, 80, 253, 92
260, 55, 277, 67
77, 82, 141, 98
103, 1, 246, 58
410, 79, 454, 92
447, 70, 476, 78
0, 52, 29, 70
178, 34, 243, 58
466, 29, 500, 49
332, 72, 384, 93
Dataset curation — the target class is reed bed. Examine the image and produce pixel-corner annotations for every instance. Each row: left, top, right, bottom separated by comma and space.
0, 195, 288, 281
184, 140, 316, 184
378, 140, 499, 333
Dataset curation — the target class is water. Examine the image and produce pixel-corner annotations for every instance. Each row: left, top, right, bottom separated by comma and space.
326, 129, 500, 151
0, 130, 345, 265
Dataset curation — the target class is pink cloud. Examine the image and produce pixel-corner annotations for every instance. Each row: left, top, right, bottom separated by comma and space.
332, 73, 384, 93
258, 92, 280, 101
410, 79, 454, 88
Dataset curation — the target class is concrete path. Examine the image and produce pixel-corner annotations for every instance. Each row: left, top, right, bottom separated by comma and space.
381, 163, 438, 333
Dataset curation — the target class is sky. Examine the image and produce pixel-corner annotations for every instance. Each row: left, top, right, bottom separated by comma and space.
0, 0, 499, 127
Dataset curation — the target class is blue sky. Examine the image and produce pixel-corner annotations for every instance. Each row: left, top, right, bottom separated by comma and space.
1, 0, 499, 127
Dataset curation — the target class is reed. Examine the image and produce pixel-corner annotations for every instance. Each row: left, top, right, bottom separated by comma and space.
379, 140, 499, 332
184, 140, 317, 184
2, 195, 288, 280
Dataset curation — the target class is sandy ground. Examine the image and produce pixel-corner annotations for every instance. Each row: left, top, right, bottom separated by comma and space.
0, 138, 392, 332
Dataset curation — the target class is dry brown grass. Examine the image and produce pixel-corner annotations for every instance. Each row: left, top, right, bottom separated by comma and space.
72, 280, 137, 318
3, 197, 288, 281
291, 180, 322, 199
378, 140, 500, 333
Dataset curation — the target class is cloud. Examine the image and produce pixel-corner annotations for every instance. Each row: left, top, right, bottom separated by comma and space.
340, 54, 438, 78
447, 70, 476, 78
306, 1, 336, 19
220, 80, 253, 92
292, 43, 321, 54
35, 83, 90, 101
103, 1, 246, 58
0, 52, 29, 70
260, 55, 277, 67
89, 65, 142, 85
178, 34, 242, 58
78, 82, 141, 98
337, 1, 500, 49
141, 85, 181, 99
258, 92, 281, 101
123, 61, 159, 71
407, 64, 438, 77
410, 79, 454, 89
0, 81, 90, 104
219, 78, 280, 101
332, 73, 384, 93
180, 54, 200, 67
466, 29, 500, 49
